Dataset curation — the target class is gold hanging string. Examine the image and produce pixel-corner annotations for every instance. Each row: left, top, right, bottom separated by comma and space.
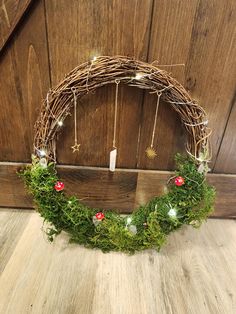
145, 93, 162, 159
112, 80, 120, 148
151, 93, 161, 148
109, 80, 120, 172
71, 88, 81, 153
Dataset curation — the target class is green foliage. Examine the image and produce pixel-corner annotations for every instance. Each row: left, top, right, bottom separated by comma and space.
19, 154, 215, 253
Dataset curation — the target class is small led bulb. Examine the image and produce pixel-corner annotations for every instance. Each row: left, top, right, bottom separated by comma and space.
126, 217, 132, 225
168, 208, 177, 218
92, 56, 97, 62
39, 149, 46, 157
58, 120, 63, 126
135, 72, 144, 80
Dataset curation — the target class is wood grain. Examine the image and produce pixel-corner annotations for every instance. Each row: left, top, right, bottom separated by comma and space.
1, 163, 236, 217
45, 0, 153, 168
138, 0, 236, 170
184, 0, 236, 165
0, 0, 33, 52
214, 96, 236, 173
57, 165, 138, 212
137, 0, 198, 170
0, 0, 50, 162
0, 209, 235, 314
0, 0, 236, 213
0, 209, 31, 274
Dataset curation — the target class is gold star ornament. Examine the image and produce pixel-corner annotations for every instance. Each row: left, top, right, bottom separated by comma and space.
145, 146, 157, 159
71, 143, 81, 153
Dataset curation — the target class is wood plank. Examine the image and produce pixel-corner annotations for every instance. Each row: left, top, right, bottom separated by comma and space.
0, 208, 32, 274
57, 166, 138, 212
45, 0, 153, 168
0, 0, 33, 52
138, 0, 236, 171
0, 0, 50, 162
214, 96, 236, 173
1, 163, 236, 217
137, 0, 199, 170
0, 211, 235, 314
184, 0, 236, 167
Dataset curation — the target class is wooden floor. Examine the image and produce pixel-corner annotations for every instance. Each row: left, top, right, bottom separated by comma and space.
0, 209, 235, 314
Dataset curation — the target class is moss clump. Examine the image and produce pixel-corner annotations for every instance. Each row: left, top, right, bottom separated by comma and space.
20, 154, 215, 253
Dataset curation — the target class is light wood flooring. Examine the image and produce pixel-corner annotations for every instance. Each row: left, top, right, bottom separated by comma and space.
0, 208, 235, 314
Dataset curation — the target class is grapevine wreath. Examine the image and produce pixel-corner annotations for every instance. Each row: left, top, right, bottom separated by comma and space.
21, 56, 215, 253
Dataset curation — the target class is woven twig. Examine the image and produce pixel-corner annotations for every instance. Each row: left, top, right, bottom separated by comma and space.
34, 56, 212, 163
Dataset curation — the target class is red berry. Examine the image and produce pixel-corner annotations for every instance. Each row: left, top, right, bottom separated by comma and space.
175, 176, 185, 186
95, 212, 105, 220
54, 181, 64, 191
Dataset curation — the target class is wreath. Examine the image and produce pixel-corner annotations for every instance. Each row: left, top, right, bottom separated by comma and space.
21, 56, 215, 253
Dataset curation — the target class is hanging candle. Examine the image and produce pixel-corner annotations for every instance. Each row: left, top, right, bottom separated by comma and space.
109, 148, 117, 172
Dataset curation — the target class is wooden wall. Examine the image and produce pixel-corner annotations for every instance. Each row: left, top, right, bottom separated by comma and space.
0, 0, 236, 216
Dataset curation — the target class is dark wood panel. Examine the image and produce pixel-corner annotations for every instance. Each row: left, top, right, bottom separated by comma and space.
0, 0, 33, 52
184, 0, 236, 167
58, 166, 138, 212
138, 0, 199, 170
0, 0, 50, 162
0, 164, 32, 208
214, 96, 236, 174
45, 0, 153, 168
138, 0, 236, 171
1, 163, 235, 218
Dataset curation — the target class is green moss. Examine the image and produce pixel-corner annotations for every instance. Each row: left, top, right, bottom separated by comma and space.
19, 154, 215, 253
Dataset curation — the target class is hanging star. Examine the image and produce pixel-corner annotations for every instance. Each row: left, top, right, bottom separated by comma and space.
71, 143, 81, 153
145, 146, 157, 159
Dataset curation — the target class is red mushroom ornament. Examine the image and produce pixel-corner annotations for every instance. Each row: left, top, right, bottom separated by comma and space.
95, 212, 105, 220
54, 181, 65, 191
175, 176, 185, 186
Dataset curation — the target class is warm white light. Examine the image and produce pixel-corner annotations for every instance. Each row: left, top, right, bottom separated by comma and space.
203, 120, 208, 126
39, 149, 46, 157
135, 72, 144, 80
126, 217, 132, 225
168, 208, 177, 217
92, 56, 97, 62
68, 201, 72, 205
58, 120, 63, 126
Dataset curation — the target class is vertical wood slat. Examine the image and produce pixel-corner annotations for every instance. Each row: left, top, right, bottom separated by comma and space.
0, 0, 33, 51
44, 0, 154, 168
137, 0, 199, 170
0, 0, 50, 162
184, 0, 236, 168
0, 0, 235, 211
138, 0, 236, 171
214, 95, 236, 174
